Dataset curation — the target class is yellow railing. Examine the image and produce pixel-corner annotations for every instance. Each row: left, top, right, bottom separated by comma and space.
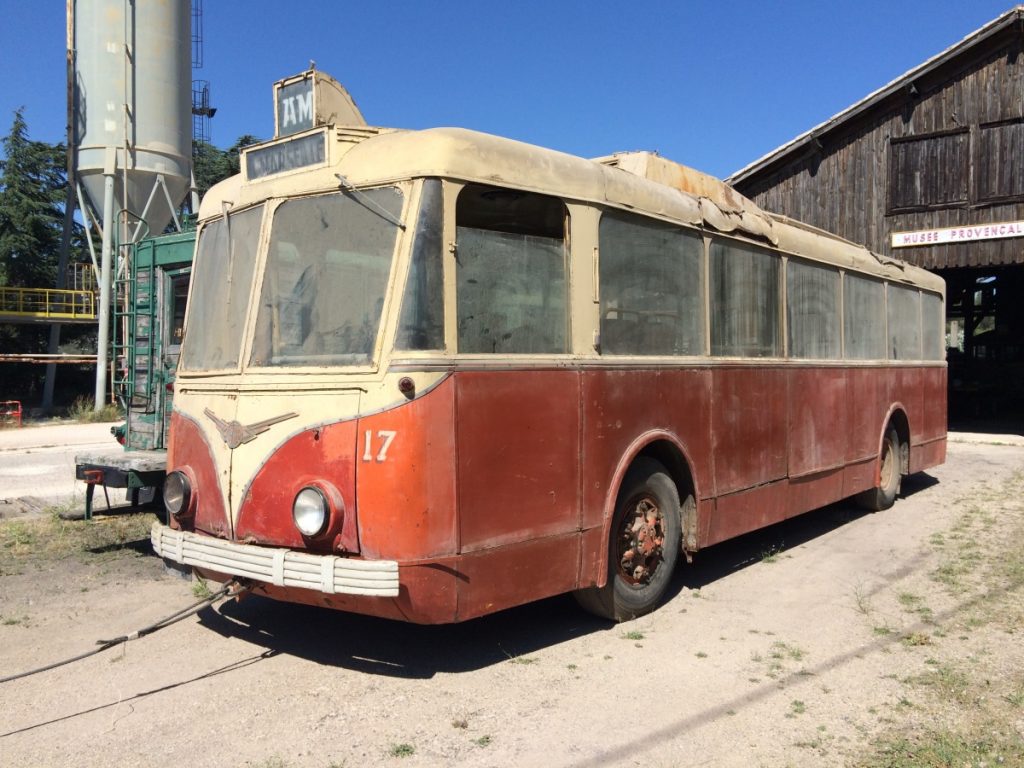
0, 286, 97, 321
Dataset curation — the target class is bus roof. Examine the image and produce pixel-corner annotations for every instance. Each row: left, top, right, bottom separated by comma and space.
202, 125, 943, 294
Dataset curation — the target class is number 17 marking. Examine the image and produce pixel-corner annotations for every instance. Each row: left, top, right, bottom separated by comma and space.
363, 430, 397, 462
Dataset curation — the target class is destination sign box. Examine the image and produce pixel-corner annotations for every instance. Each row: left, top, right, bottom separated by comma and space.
245, 131, 326, 180
277, 76, 315, 137
272, 69, 366, 139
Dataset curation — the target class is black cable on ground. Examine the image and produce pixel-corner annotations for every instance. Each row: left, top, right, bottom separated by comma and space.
0, 581, 246, 685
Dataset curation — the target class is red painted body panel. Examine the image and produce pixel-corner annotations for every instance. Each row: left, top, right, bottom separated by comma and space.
912, 437, 947, 474
788, 369, 848, 477
788, 467, 846, 517
711, 368, 788, 495
357, 379, 458, 561
455, 371, 581, 552
846, 368, 886, 463
920, 367, 948, 443
235, 421, 358, 553
455, 532, 580, 621
842, 458, 877, 497
708, 481, 789, 546
167, 362, 946, 624
167, 413, 228, 538
580, 369, 713, 518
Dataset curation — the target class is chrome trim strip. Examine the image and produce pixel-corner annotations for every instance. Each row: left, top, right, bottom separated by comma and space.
151, 523, 399, 598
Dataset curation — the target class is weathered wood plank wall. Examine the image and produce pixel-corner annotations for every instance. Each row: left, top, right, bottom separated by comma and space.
734, 29, 1023, 270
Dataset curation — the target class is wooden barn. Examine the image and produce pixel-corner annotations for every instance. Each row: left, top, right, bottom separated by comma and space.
728, 6, 1024, 424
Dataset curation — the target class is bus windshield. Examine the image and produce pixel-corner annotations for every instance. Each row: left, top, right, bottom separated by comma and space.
180, 205, 264, 371
250, 187, 404, 367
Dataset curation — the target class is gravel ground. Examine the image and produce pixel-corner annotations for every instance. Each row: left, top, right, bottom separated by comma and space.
0, 435, 1022, 767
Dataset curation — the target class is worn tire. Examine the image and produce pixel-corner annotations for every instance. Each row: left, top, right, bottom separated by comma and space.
574, 458, 682, 621
856, 427, 902, 511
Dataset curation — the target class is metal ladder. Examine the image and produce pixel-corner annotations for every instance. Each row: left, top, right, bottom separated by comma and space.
112, 250, 158, 448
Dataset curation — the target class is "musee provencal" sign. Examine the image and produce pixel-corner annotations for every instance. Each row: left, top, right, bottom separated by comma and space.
891, 220, 1024, 248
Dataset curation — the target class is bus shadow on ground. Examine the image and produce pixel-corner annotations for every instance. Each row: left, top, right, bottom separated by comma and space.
197, 472, 939, 679
673, 471, 939, 592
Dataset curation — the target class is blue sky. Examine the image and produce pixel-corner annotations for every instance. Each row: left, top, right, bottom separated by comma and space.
0, 1, 1016, 179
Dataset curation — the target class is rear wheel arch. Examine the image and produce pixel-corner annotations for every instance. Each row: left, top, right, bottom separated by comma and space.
601, 434, 698, 554
886, 406, 911, 475
576, 434, 697, 621
636, 439, 698, 553
856, 407, 910, 511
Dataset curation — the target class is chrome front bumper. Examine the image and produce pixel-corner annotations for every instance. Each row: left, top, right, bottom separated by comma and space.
151, 523, 399, 597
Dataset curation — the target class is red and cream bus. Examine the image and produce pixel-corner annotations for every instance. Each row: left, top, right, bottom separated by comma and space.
152, 70, 946, 623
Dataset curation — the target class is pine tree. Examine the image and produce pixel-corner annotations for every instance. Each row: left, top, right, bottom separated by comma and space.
190, 134, 261, 208
0, 108, 67, 289
0, 109, 70, 402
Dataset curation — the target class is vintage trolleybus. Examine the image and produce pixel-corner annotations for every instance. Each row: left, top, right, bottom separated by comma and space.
152, 70, 947, 623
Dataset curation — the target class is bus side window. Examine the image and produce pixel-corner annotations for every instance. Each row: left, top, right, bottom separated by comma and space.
710, 238, 781, 357
844, 275, 886, 360
887, 284, 922, 360
598, 212, 703, 356
455, 184, 568, 354
396, 179, 444, 351
921, 292, 945, 361
787, 260, 840, 359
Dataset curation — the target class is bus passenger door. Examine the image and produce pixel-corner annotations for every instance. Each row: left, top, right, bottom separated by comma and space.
450, 182, 581, 617
455, 371, 582, 608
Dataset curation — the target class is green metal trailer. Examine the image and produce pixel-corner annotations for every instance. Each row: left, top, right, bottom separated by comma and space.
75, 228, 195, 518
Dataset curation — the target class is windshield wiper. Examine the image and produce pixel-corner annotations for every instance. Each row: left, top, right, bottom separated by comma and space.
335, 174, 406, 230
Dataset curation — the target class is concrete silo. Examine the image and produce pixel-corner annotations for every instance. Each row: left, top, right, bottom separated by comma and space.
72, 0, 192, 407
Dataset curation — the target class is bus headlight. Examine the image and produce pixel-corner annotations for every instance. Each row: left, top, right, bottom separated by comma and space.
164, 471, 192, 518
293, 487, 329, 537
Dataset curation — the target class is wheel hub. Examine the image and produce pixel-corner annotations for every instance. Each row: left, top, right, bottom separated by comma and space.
618, 496, 665, 585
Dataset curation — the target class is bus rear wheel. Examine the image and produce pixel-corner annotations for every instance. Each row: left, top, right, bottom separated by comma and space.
574, 458, 681, 621
856, 427, 902, 511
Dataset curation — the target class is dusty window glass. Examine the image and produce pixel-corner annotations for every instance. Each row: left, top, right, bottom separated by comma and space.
455, 185, 567, 354
456, 228, 566, 353
921, 292, 944, 361
599, 213, 703, 356
787, 260, 839, 359
250, 188, 404, 367
710, 238, 780, 357
843, 274, 886, 359
887, 284, 922, 360
396, 179, 444, 351
181, 205, 264, 370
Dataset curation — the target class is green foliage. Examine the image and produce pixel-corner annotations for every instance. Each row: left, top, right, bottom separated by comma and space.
190, 134, 260, 208
388, 743, 415, 758
863, 728, 1024, 768
0, 108, 66, 289
66, 395, 121, 423
191, 575, 213, 600
0, 109, 97, 405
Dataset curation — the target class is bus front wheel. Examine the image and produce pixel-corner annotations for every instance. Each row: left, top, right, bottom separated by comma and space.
575, 458, 682, 621
856, 427, 902, 511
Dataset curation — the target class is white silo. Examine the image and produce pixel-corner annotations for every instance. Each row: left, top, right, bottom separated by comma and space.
72, 0, 191, 407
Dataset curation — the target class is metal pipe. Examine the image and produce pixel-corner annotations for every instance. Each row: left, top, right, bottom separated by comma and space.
44, 0, 79, 413
190, 168, 200, 215
75, 182, 101, 281
94, 164, 116, 410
